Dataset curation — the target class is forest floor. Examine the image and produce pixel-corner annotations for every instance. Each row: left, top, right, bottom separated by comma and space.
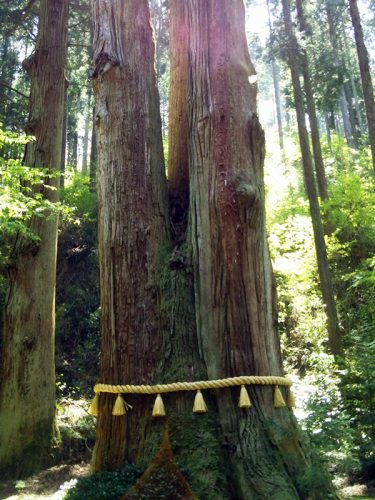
0, 462, 90, 499
0, 463, 374, 499
0, 399, 374, 500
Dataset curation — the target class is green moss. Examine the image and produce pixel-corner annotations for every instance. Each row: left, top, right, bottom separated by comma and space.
124, 431, 197, 499
0, 417, 59, 480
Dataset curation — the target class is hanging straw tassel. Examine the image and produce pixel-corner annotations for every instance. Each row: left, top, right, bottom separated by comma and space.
88, 393, 99, 416
193, 390, 207, 413
287, 387, 296, 408
274, 385, 286, 408
238, 385, 251, 408
152, 393, 166, 417
112, 394, 126, 416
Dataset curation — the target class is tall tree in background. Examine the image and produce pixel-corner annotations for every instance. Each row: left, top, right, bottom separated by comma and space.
266, 0, 285, 154
296, 0, 328, 201
92, 0, 336, 497
281, 0, 341, 355
0, 1, 37, 131
349, 0, 375, 174
0, 0, 69, 478
325, 0, 358, 148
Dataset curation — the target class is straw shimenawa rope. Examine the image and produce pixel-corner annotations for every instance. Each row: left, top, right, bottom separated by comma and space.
93, 375, 292, 394
89, 376, 294, 417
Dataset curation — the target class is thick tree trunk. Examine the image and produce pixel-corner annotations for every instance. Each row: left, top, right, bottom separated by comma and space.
185, 0, 336, 497
0, 0, 68, 479
282, 0, 341, 356
349, 0, 375, 174
296, 0, 328, 201
91, 0, 170, 471
91, 0, 337, 497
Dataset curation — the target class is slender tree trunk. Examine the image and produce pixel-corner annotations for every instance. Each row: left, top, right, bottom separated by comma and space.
339, 90, 355, 147
67, 93, 80, 169
325, 114, 333, 150
282, 0, 341, 356
349, 0, 375, 173
71, 130, 78, 169
266, 0, 284, 154
296, 0, 328, 200
89, 106, 96, 192
81, 103, 91, 175
345, 82, 360, 148
326, 1, 356, 149
91, 0, 170, 471
350, 75, 365, 136
60, 80, 68, 189
0, 0, 68, 479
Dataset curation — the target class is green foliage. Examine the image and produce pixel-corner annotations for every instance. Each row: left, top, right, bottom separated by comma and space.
56, 170, 99, 398
62, 465, 143, 500
0, 128, 77, 267
301, 373, 360, 477
0, 130, 47, 250
61, 168, 97, 224
59, 412, 96, 462
267, 130, 375, 482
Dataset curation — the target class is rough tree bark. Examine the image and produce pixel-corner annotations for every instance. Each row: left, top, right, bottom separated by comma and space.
184, 2, 335, 497
91, 0, 170, 471
91, 0, 337, 497
281, 0, 341, 356
349, 0, 375, 174
0, 0, 68, 478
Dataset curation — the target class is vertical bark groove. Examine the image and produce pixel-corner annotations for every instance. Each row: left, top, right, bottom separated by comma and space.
91, 0, 170, 471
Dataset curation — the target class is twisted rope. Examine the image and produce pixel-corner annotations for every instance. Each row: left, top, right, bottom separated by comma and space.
94, 375, 292, 395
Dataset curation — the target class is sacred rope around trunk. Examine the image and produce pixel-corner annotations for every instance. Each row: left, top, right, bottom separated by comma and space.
89, 375, 295, 417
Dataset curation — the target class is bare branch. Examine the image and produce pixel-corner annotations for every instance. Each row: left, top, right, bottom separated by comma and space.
0, 81, 28, 99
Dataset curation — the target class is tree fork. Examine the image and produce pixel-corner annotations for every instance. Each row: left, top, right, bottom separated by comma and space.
91, 0, 338, 497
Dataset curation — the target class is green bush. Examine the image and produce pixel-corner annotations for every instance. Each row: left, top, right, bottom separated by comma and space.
62, 465, 143, 500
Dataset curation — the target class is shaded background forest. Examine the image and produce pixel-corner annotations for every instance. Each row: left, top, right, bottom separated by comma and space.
0, 0, 374, 497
